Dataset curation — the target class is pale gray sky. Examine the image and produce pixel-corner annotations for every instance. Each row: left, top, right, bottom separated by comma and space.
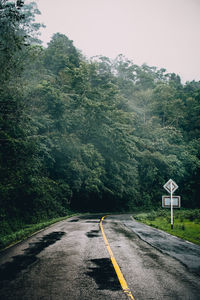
35, 0, 200, 82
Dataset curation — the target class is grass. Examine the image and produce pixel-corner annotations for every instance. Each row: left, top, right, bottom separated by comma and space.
0, 214, 78, 251
133, 209, 200, 246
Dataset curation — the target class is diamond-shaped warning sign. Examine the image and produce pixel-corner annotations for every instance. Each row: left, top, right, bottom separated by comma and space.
163, 179, 178, 194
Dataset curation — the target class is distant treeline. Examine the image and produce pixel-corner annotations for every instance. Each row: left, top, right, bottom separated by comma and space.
0, 1, 199, 229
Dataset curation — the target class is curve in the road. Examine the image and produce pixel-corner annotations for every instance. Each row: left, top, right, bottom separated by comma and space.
100, 215, 135, 300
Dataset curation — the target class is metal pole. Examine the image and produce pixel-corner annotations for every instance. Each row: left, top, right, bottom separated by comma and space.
171, 182, 173, 229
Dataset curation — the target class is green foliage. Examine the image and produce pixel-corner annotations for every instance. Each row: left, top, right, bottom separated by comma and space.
0, 0, 199, 243
44, 33, 80, 75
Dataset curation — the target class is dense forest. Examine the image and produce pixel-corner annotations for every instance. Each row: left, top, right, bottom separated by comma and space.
0, 1, 200, 230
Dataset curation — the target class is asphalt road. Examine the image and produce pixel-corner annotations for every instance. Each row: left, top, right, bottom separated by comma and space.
0, 214, 200, 300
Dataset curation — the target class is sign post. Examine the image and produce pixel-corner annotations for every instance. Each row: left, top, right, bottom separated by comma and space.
163, 179, 178, 229
170, 181, 173, 229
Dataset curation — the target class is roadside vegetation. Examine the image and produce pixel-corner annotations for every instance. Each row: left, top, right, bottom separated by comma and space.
0, 213, 77, 251
133, 209, 200, 245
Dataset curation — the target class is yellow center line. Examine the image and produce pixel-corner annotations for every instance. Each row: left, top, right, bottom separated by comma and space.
100, 216, 135, 300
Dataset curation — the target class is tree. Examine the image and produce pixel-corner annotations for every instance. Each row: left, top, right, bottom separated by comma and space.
44, 33, 80, 75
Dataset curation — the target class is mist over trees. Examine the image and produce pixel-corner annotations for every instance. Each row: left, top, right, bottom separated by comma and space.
0, 1, 200, 229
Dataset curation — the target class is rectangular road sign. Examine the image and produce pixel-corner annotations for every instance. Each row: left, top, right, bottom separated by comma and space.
162, 196, 181, 208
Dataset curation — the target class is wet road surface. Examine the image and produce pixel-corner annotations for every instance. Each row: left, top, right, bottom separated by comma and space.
0, 214, 200, 299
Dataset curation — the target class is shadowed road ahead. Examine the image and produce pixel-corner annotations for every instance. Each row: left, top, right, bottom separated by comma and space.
0, 214, 200, 299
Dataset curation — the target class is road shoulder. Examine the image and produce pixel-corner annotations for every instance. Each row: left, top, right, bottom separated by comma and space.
123, 216, 200, 276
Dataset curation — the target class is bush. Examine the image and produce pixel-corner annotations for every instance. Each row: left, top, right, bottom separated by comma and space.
147, 211, 157, 221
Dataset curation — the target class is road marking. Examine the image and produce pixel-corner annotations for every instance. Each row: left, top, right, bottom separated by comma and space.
100, 216, 135, 300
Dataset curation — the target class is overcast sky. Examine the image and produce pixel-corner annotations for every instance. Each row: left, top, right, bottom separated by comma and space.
35, 0, 200, 82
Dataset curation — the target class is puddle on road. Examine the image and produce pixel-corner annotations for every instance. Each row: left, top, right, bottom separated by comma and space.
86, 258, 121, 291
114, 226, 136, 239
79, 215, 103, 220
147, 253, 159, 260
0, 231, 65, 282
86, 230, 99, 238
85, 221, 100, 223
69, 219, 79, 222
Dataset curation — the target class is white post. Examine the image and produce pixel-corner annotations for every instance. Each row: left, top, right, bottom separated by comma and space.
170, 182, 173, 229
